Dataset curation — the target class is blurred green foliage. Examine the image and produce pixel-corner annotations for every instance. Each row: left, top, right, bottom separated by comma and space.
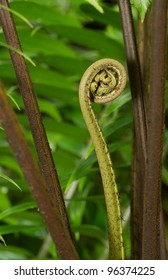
0, 0, 167, 260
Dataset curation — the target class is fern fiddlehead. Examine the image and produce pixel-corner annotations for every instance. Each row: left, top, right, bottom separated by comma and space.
79, 58, 126, 259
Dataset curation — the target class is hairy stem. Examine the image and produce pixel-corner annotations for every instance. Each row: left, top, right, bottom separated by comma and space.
137, 12, 151, 112
0, 0, 72, 239
79, 58, 126, 259
118, 0, 148, 259
0, 83, 79, 259
142, 0, 167, 259
137, 7, 167, 260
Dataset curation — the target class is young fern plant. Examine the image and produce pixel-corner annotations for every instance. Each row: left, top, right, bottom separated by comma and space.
79, 58, 126, 260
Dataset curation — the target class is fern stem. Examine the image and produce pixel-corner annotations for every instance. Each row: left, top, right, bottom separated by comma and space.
0, 83, 79, 259
142, 0, 167, 259
0, 0, 73, 242
118, 0, 148, 259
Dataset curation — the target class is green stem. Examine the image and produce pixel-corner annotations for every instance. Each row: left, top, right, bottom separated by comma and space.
79, 58, 126, 260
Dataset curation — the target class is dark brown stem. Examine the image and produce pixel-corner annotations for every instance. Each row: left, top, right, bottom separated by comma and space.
118, 0, 148, 259
137, 11, 152, 111
142, 0, 167, 259
0, 0, 72, 239
137, 7, 167, 260
159, 210, 167, 260
0, 83, 79, 259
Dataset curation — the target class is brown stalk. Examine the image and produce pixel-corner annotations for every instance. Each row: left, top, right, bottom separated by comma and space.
0, 83, 79, 259
0, 0, 72, 239
142, 0, 167, 259
137, 8, 167, 260
137, 11, 152, 111
118, 0, 148, 259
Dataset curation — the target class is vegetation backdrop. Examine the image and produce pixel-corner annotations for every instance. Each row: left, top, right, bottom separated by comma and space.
0, 0, 167, 260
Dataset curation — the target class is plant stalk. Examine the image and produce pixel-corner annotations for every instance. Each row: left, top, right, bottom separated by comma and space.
142, 0, 167, 259
118, 0, 148, 259
137, 8, 167, 260
0, 83, 79, 259
0, 0, 72, 240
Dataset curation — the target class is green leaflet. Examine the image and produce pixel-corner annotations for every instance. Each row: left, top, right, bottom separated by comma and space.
0, 42, 36, 66
0, 246, 33, 260
0, 3, 33, 28
0, 225, 44, 235
80, 4, 121, 30
130, 0, 152, 21
49, 25, 124, 60
0, 235, 6, 246
85, 0, 103, 14
7, 93, 21, 111
73, 224, 106, 242
10, 1, 79, 27
0, 202, 36, 220
0, 174, 22, 191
